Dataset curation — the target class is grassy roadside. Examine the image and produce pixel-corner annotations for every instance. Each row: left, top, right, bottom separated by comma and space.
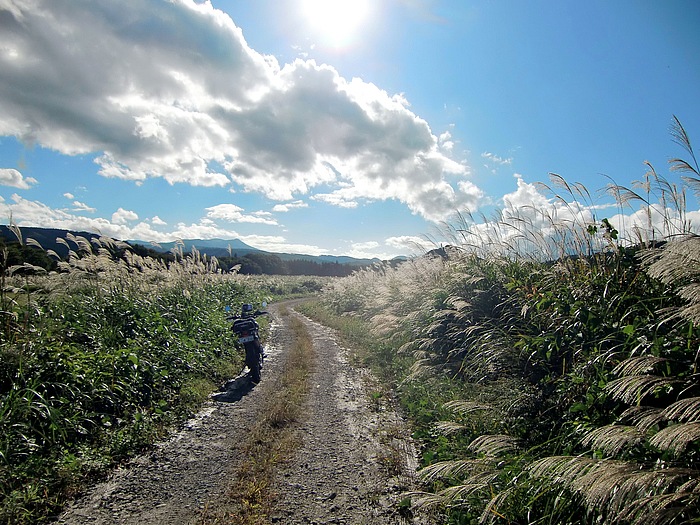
200, 305, 316, 525
0, 223, 331, 524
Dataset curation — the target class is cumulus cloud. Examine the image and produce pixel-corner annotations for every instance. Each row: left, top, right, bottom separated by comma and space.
2, 194, 145, 240
438, 131, 454, 152
205, 203, 278, 225
0, 0, 474, 222
444, 173, 700, 259
386, 235, 427, 252
0, 168, 37, 189
353, 241, 379, 250
112, 207, 138, 225
1, 193, 283, 248
606, 205, 700, 244
346, 241, 383, 260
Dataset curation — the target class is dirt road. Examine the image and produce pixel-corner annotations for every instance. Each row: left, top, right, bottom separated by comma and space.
55, 302, 424, 524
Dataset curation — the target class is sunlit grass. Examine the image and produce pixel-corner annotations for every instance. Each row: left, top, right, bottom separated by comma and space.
312, 121, 700, 524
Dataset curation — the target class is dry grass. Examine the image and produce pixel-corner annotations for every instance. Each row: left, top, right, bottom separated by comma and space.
198, 309, 315, 525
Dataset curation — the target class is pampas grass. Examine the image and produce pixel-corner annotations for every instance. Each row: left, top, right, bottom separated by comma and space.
319, 117, 700, 524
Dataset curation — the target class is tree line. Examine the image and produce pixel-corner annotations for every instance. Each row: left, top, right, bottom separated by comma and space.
218, 252, 359, 277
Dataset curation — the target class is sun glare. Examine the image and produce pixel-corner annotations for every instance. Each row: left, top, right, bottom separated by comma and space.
301, 0, 370, 48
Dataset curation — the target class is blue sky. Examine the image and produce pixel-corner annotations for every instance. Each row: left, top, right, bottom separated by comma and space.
0, 0, 698, 259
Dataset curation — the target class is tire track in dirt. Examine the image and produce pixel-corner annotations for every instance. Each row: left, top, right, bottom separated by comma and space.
54, 301, 424, 525
269, 310, 421, 525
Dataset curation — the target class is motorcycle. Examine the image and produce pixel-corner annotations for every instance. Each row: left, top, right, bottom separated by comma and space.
226, 302, 268, 383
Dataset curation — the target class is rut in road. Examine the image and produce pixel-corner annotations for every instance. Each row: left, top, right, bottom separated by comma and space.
265, 309, 419, 525
55, 302, 425, 525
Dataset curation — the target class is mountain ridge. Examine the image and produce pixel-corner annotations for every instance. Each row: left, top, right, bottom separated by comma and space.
0, 226, 391, 267
130, 237, 383, 266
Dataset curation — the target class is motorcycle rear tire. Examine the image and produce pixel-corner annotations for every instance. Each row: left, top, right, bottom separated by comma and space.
245, 343, 261, 383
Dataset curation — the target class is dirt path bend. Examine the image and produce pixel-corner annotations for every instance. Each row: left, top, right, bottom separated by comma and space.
55, 302, 425, 525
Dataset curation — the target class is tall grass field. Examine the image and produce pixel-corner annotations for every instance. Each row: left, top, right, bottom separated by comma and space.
312, 119, 700, 524
0, 230, 325, 523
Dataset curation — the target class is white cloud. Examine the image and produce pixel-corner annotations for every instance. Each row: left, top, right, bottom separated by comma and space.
237, 236, 328, 256
438, 131, 454, 152
71, 200, 96, 213
502, 174, 550, 210
346, 245, 380, 259
607, 205, 700, 244
0, 0, 475, 222
385, 235, 427, 252
441, 173, 700, 259
205, 203, 278, 225
4, 193, 71, 223
112, 208, 138, 225
150, 215, 167, 226
63, 192, 74, 199
312, 192, 359, 208
345, 240, 398, 260
0, 194, 228, 244
353, 241, 379, 250
0, 192, 408, 258
272, 200, 308, 212
0, 168, 37, 189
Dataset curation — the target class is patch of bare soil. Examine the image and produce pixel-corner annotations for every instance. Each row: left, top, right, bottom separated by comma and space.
55, 302, 426, 525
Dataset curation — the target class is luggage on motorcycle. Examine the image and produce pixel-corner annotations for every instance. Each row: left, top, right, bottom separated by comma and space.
232, 318, 258, 333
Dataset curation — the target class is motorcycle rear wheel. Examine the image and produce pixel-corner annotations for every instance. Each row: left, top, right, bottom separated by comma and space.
245, 342, 261, 383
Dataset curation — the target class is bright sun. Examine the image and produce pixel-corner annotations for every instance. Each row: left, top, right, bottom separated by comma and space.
301, 0, 370, 47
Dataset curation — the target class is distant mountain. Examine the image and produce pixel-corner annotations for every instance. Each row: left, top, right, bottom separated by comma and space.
273, 252, 379, 266
0, 226, 404, 273
131, 237, 381, 266
0, 225, 103, 257
130, 238, 260, 258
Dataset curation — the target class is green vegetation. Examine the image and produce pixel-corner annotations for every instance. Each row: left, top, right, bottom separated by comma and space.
311, 119, 700, 524
0, 226, 325, 524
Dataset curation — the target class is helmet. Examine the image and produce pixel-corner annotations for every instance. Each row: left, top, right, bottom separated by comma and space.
241, 303, 254, 314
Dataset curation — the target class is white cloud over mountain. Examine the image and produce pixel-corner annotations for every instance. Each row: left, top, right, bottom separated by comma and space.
0, 0, 476, 222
